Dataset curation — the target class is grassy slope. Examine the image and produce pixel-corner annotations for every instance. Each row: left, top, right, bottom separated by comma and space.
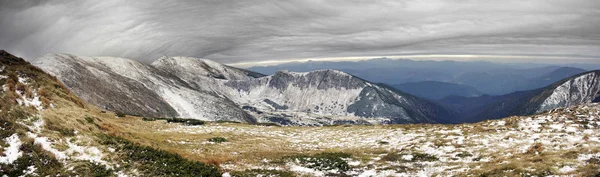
0, 51, 219, 176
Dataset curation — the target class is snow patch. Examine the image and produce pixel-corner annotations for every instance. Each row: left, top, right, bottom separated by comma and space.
559, 166, 575, 173
0, 134, 23, 164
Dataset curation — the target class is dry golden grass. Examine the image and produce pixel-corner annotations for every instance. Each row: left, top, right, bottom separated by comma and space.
38, 108, 395, 169
32, 98, 600, 176
460, 147, 600, 176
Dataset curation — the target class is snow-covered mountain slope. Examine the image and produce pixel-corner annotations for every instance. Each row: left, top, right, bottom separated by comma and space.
151, 56, 265, 94
461, 70, 600, 122
34, 54, 452, 124
34, 54, 255, 123
537, 71, 600, 112
219, 70, 453, 124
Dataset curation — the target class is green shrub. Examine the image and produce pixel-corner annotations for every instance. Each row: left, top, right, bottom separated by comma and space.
215, 120, 241, 124
378, 140, 389, 145
98, 134, 220, 177
166, 118, 205, 126
285, 152, 352, 172
208, 137, 227, 143
1, 140, 64, 176
254, 122, 280, 126
85, 115, 95, 124
0, 118, 16, 139
476, 163, 527, 177
142, 117, 157, 121
143, 117, 205, 126
381, 152, 403, 162
230, 169, 295, 177
68, 160, 114, 177
412, 153, 438, 162
456, 151, 473, 158
588, 157, 600, 164
381, 152, 438, 162
115, 112, 127, 117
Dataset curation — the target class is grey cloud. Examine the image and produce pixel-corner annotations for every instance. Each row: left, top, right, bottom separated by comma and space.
0, 0, 599, 64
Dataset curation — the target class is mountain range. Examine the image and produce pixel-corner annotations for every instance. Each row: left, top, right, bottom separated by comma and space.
34, 54, 452, 125
32, 52, 600, 125
249, 59, 589, 96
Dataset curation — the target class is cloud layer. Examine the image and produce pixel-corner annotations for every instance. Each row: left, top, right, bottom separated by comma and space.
1, 0, 599, 64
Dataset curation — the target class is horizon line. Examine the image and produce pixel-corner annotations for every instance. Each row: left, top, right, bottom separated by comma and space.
227, 54, 600, 68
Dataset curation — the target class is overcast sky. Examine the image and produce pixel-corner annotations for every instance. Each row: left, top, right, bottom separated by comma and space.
1, 0, 599, 66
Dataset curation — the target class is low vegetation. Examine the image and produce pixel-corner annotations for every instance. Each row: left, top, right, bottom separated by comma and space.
208, 137, 227, 143
98, 134, 220, 176
229, 169, 296, 177
142, 117, 205, 126
285, 152, 352, 172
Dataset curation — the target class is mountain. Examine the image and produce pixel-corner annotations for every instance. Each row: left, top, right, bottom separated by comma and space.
391, 81, 483, 100
34, 54, 453, 125
0, 50, 221, 176
32, 53, 598, 125
439, 70, 600, 122
218, 70, 453, 124
34, 54, 257, 123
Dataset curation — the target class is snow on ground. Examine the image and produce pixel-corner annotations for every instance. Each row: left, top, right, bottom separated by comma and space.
16, 91, 43, 110
20, 115, 111, 168
22, 165, 37, 176
10, 76, 44, 110
160, 103, 600, 176
0, 134, 23, 164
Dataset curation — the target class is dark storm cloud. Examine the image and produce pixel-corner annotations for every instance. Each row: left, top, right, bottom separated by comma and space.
1, 0, 599, 64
